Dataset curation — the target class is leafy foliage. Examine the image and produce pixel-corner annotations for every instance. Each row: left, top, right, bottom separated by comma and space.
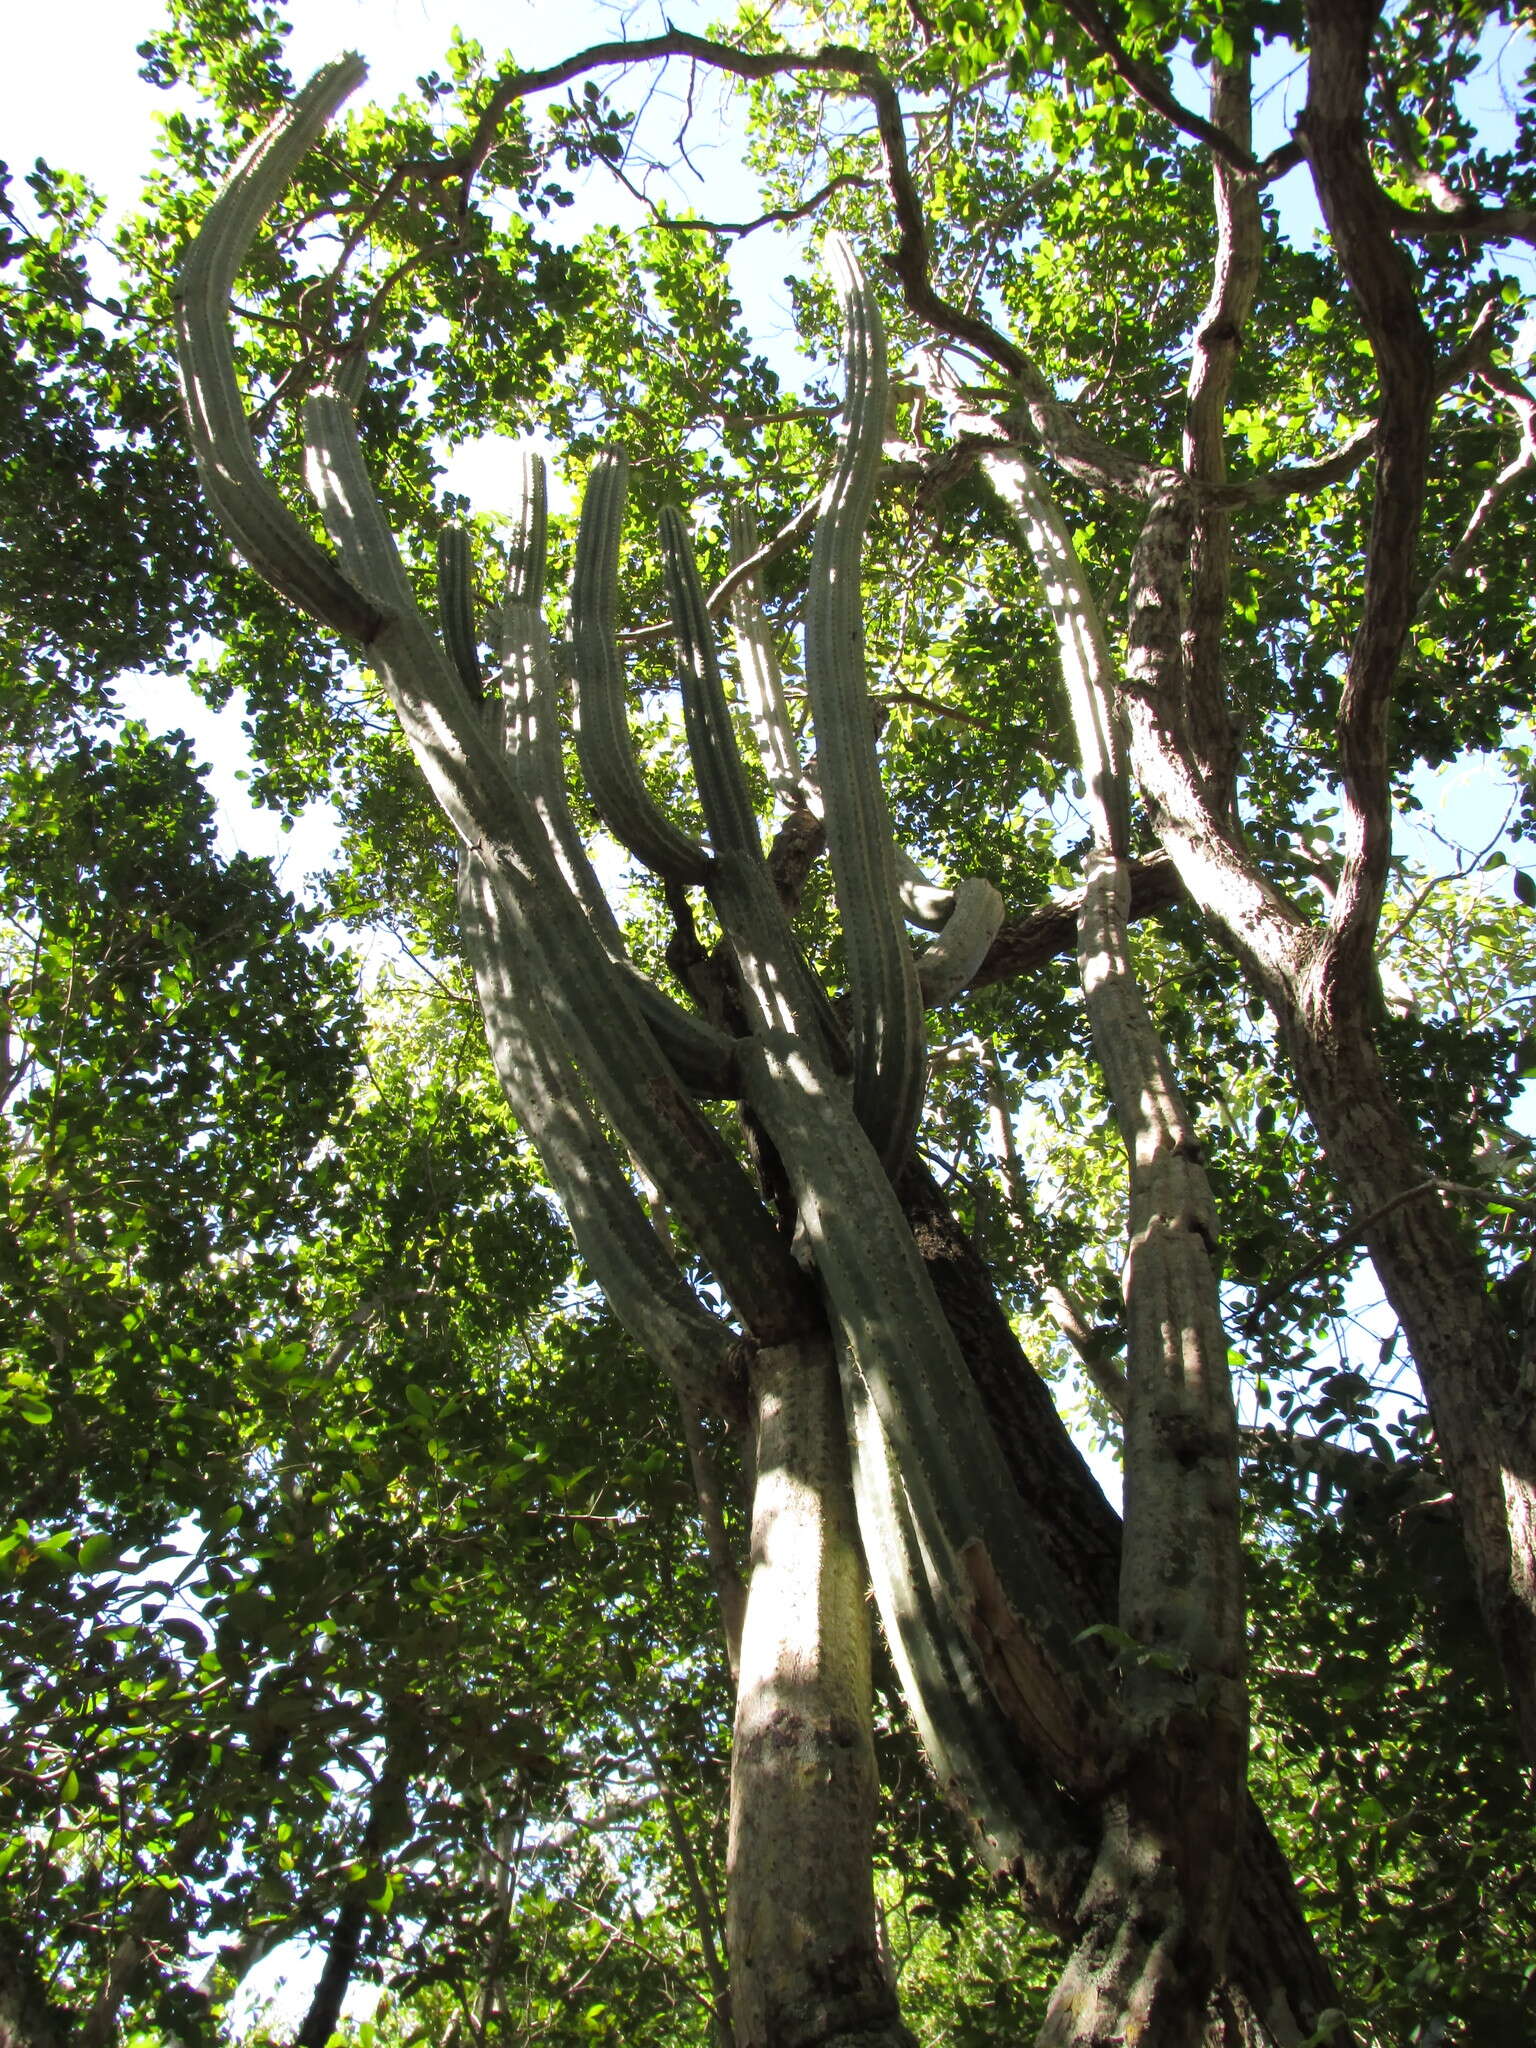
5, 0, 1536, 2042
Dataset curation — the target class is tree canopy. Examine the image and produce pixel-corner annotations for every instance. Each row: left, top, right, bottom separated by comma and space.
3, 3, 1536, 2045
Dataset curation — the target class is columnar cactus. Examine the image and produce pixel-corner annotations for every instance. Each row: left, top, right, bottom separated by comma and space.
175, 55, 1247, 2047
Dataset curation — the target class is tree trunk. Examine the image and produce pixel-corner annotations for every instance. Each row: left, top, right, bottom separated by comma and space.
294, 1897, 366, 2048
726, 1336, 913, 2048
1280, 1000, 1536, 1762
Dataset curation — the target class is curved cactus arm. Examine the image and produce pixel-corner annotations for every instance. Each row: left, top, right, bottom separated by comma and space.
708, 850, 849, 1066
726, 507, 807, 807
660, 505, 763, 861
803, 237, 925, 1170
436, 523, 485, 703
302, 390, 802, 1338
302, 388, 434, 619
739, 1029, 1117, 1792
173, 55, 380, 644
571, 453, 711, 887
458, 853, 739, 1416
894, 852, 954, 931
499, 454, 739, 1097
915, 877, 1006, 1008
657, 507, 849, 1060
846, 1362, 1092, 1899
500, 450, 623, 940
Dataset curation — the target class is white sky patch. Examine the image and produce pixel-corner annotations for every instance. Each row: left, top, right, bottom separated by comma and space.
437, 424, 575, 519
113, 669, 346, 887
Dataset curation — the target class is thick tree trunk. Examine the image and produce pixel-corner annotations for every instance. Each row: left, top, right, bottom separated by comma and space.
1280, 1001, 1536, 1762
726, 1336, 913, 2048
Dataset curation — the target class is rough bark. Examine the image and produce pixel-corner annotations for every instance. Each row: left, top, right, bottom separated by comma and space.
1084, 3, 1536, 1752
1281, 1012, 1536, 1762
726, 1337, 912, 2048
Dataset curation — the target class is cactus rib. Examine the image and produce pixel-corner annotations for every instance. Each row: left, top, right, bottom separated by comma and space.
458, 853, 738, 1419
726, 508, 806, 807
657, 508, 849, 1060
500, 452, 620, 937
499, 454, 739, 1098
739, 1028, 1115, 1791
302, 390, 802, 1339
661, 505, 763, 862
846, 1366, 1088, 1889
173, 56, 379, 643
437, 524, 484, 703
571, 454, 711, 887
803, 237, 924, 1170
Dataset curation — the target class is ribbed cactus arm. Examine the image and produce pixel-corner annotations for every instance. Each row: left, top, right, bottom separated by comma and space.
660, 505, 762, 861
571, 453, 711, 887
727, 508, 806, 807
436, 524, 485, 704
500, 455, 741, 1097
302, 394, 793, 1325
501, 449, 624, 943
458, 853, 739, 1418
739, 1029, 1115, 1790
803, 238, 924, 1170
660, 507, 846, 1053
303, 387, 434, 623
173, 55, 379, 643
845, 1367, 1087, 1889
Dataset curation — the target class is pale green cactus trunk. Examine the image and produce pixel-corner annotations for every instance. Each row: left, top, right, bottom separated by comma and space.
960, 436, 1246, 2044
175, 58, 1318, 2048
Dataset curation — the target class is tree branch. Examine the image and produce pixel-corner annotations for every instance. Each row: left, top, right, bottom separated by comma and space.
1299, 0, 1437, 1017
617, 493, 818, 649
1180, 47, 1263, 823
963, 855, 1183, 996
1053, 0, 1262, 177
644, 172, 875, 237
